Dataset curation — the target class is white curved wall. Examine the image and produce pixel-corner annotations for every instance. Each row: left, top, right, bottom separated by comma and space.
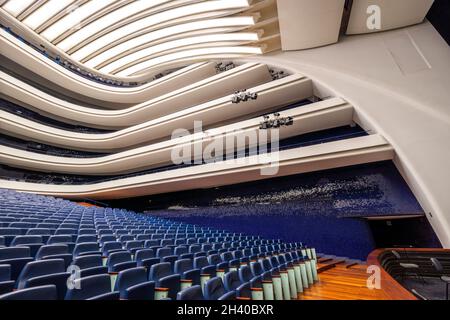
1, 63, 272, 128
244, 21, 450, 247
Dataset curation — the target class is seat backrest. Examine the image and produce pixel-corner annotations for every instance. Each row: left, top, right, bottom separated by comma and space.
0, 264, 11, 281
174, 259, 193, 274
47, 235, 73, 244
55, 228, 77, 235
238, 265, 252, 283
10, 235, 43, 246
76, 235, 97, 243
250, 261, 264, 276
114, 267, 148, 292
208, 254, 221, 266
135, 249, 154, 262
73, 242, 99, 256
224, 270, 241, 291
36, 244, 69, 260
65, 274, 111, 300
204, 277, 226, 300
177, 285, 204, 300
189, 244, 201, 253
160, 239, 174, 246
0, 285, 57, 300
156, 247, 172, 258
99, 235, 116, 243
221, 252, 233, 261
119, 235, 134, 242
16, 258, 65, 289
0, 245, 32, 260
174, 246, 188, 256
149, 262, 172, 281
102, 241, 123, 254
125, 240, 143, 250
269, 256, 279, 268
193, 256, 209, 269
72, 254, 103, 269
79, 229, 96, 235
26, 228, 52, 236
0, 228, 22, 236
107, 251, 132, 267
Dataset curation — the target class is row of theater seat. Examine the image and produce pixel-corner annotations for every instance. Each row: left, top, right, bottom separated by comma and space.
0, 189, 318, 300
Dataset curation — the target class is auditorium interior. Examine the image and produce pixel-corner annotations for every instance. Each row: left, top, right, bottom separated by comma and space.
0, 0, 449, 301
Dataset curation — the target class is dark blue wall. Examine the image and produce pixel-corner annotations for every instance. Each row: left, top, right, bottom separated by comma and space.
113, 161, 433, 260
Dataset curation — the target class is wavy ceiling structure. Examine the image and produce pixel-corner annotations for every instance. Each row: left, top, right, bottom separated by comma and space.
0, 0, 280, 79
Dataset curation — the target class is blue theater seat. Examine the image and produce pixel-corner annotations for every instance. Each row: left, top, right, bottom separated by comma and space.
177, 285, 204, 300
204, 277, 236, 300
194, 256, 216, 276
102, 241, 124, 256
71, 255, 108, 277
239, 265, 262, 288
115, 267, 155, 300
65, 274, 119, 300
10, 235, 44, 256
149, 262, 180, 299
16, 258, 65, 289
73, 242, 101, 257
0, 264, 14, 295
76, 235, 97, 244
107, 251, 136, 272
174, 258, 200, 285
0, 285, 57, 300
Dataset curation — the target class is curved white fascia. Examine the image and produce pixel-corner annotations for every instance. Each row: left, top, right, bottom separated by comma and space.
117, 46, 263, 77
84, 17, 257, 68
69, 0, 252, 60
0, 74, 313, 151
0, 135, 394, 199
0, 98, 354, 175
0, 28, 221, 104
100, 33, 260, 74
1, 63, 271, 128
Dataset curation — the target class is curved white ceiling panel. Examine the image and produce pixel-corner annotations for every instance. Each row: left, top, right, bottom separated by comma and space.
22, 0, 74, 30
56, 0, 174, 50
1, 0, 273, 82
69, 0, 252, 61
40, 0, 112, 41
84, 16, 257, 69
101, 33, 260, 74
3, 0, 36, 17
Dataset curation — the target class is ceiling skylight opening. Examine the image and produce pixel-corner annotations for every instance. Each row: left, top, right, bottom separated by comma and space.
84, 16, 257, 68
22, 0, 75, 30
68, 0, 252, 61
41, 0, 111, 42
2, 0, 35, 17
116, 46, 263, 77
57, 0, 170, 51
100, 33, 260, 74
